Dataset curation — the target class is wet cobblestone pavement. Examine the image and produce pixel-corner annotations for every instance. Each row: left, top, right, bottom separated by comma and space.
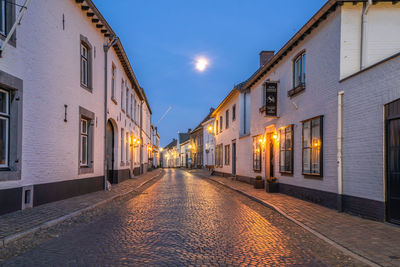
1, 169, 363, 266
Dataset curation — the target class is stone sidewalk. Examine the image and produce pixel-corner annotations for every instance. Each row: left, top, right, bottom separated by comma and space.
187, 169, 400, 267
0, 169, 164, 247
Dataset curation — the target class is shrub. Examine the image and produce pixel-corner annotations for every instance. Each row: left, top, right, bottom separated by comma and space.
267, 177, 277, 183
255, 176, 262, 180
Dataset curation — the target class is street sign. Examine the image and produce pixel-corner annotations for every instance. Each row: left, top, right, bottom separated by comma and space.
188, 158, 192, 164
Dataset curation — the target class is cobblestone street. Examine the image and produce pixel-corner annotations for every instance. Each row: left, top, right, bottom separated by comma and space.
1, 169, 363, 266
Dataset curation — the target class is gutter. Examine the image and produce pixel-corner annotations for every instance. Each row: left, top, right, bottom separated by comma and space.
337, 91, 344, 212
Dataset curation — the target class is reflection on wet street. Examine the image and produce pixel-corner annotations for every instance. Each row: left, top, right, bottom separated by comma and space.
3, 169, 360, 266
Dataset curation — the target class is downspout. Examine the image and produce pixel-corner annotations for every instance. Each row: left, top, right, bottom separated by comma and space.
360, 0, 373, 70
337, 91, 344, 212
0, 0, 31, 57
140, 100, 144, 174
103, 36, 118, 190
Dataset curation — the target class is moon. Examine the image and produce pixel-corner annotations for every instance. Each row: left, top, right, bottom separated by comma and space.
195, 57, 209, 72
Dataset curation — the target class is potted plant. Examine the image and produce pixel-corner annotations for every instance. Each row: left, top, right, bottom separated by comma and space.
266, 177, 279, 193
253, 175, 264, 189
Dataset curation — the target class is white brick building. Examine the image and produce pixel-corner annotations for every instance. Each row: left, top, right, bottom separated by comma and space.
213, 0, 400, 223
0, 0, 153, 215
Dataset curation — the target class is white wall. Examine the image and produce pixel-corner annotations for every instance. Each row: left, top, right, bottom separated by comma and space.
340, 2, 400, 78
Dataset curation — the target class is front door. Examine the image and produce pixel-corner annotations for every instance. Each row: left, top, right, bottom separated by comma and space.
387, 116, 400, 224
266, 132, 275, 178
232, 141, 236, 175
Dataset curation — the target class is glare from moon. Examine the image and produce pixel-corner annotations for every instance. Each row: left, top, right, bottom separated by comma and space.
195, 57, 209, 72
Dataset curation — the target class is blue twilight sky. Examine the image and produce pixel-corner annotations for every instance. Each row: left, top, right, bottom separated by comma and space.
93, 0, 327, 147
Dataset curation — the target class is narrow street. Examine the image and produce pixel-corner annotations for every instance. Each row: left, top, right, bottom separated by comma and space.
1, 169, 362, 266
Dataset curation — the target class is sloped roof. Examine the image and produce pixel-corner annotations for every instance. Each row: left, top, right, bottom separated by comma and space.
164, 139, 177, 150
191, 108, 215, 133
76, 0, 152, 113
179, 133, 190, 143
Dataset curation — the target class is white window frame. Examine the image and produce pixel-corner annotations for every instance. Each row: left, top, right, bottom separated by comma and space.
126, 132, 129, 163
121, 79, 125, 111
126, 86, 129, 116
0, 89, 9, 168
80, 118, 89, 167
121, 128, 125, 162
293, 52, 306, 88
81, 44, 89, 87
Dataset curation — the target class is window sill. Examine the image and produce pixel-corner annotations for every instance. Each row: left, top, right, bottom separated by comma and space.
303, 172, 322, 178
80, 84, 93, 93
78, 166, 94, 175
239, 133, 250, 139
111, 97, 117, 105
253, 169, 262, 173
288, 84, 305, 97
280, 171, 293, 176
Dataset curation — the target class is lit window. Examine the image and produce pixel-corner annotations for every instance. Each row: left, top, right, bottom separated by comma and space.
302, 116, 322, 176
121, 128, 124, 162
279, 125, 293, 173
253, 136, 261, 172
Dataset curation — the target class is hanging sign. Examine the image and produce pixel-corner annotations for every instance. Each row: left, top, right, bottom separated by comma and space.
265, 82, 278, 117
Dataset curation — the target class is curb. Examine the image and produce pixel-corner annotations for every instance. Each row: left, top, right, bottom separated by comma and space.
0, 170, 165, 247
196, 172, 380, 267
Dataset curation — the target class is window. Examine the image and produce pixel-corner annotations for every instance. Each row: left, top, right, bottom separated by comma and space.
302, 116, 323, 176
79, 107, 94, 174
293, 52, 306, 88
121, 80, 125, 111
253, 136, 261, 172
80, 118, 89, 166
130, 95, 133, 119
241, 91, 250, 135
126, 87, 129, 116
215, 144, 221, 167
80, 44, 89, 87
134, 98, 137, 122
121, 128, 124, 163
0, 89, 9, 167
0, 0, 6, 35
279, 125, 293, 173
224, 145, 230, 165
111, 64, 116, 101
126, 132, 129, 162
232, 105, 236, 121
225, 110, 229, 129
219, 116, 223, 132
216, 119, 219, 134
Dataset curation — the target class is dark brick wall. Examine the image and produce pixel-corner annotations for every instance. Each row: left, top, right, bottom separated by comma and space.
343, 194, 385, 221
33, 176, 103, 207
0, 187, 22, 215
279, 183, 338, 210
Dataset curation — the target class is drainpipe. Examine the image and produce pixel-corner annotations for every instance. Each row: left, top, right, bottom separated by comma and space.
140, 100, 144, 174
337, 91, 344, 212
103, 36, 118, 190
360, 0, 373, 70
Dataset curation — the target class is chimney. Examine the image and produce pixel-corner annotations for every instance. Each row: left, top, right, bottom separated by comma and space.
188, 128, 192, 133
259, 51, 275, 67
209, 107, 215, 114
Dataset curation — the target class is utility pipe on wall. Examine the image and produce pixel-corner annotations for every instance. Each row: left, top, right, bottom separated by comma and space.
103, 36, 118, 190
337, 91, 344, 212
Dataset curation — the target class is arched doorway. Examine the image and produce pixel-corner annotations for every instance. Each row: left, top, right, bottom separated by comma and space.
106, 120, 115, 184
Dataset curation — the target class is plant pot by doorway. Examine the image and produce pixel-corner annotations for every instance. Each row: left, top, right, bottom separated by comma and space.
254, 176, 264, 189
266, 177, 279, 193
